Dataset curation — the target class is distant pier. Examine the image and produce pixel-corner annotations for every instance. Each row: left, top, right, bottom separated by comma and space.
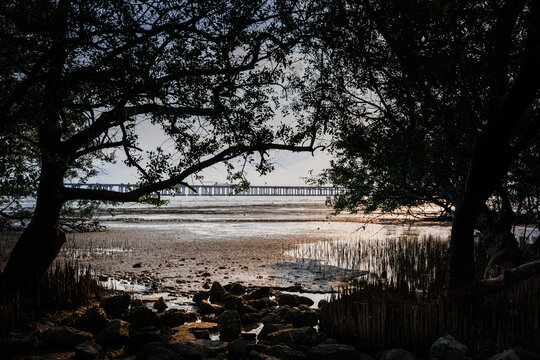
63, 183, 345, 197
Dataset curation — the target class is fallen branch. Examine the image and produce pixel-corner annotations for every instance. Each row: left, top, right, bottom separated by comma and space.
478, 260, 540, 296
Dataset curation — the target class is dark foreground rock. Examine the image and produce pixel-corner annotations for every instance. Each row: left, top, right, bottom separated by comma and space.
380, 349, 419, 360
430, 335, 468, 360
138, 340, 217, 360
96, 319, 130, 346
73, 340, 103, 360
262, 344, 307, 360
42, 326, 93, 347
101, 293, 131, 318
307, 343, 368, 360
74, 306, 109, 335
218, 310, 242, 341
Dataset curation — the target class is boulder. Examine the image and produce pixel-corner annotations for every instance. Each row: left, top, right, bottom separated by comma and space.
262, 344, 308, 360
224, 294, 246, 312
229, 339, 250, 358
73, 340, 103, 360
97, 319, 130, 346
74, 306, 109, 335
248, 298, 279, 311
101, 293, 131, 318
296, 296, 314, 307
153, 297, 168, 312
247, 287, 271, 300
488, 350, 521, 360
228, 282, 247, 295
262, 313, 283, 324
137, 342, 184, 360
125, 327, 165, 354
210, 281, 227, 303
125, 306, 159, 329
218, 310, 242, 341
429, 335, 468, 360
198, 300, 218, 315
380, 349, 419, 360
265, 327, 319, 347
258, 323, 293, 341
192, 291, 209, 304
159, 309, 187, 327
308, 343, 367, 360
42, 326, 93, 347
170, 340, 217, 359
283, 308, 318, 327
276, 294, 299, 307
248, 350, 280, 360
191, 329, 210, 340
242, 312, 263, 324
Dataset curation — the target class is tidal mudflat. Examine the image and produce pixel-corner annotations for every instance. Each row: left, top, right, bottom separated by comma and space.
0, 196, 458, 308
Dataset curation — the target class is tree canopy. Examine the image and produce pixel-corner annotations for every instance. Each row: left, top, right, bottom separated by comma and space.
295, 0, 540, 292
0, 0, 319, 280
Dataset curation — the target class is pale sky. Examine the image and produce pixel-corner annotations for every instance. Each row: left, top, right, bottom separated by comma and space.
89, 119, 333, 186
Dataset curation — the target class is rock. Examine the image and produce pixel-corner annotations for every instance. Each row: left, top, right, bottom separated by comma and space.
74, 306, 109, 335
430, 335, 468, 360
170, 340, 217, 359
42, 326, 93, 347
249, 350, 280, 360
317, 300, 329, 309
101, 293, 131, 318
308, 343, 367, 360
223, 294, 245, 312
263, 312, 283, 324
258, 323, 293, 341
184, 312, 198, 322
153, 297, 168, 312
511, 348, 540, 360
73, 340, 103, 360
137, 342, 184, 360
242, 312, 263, 323
97, 319, 130, 346
262, 344, 308, 360
265, 327, 319, 347
198, 299, 218, 315
125, 327, 165, 354
242, 303, 259, 314
247, 287, 271, 300
159, 309, 187, 327
228, 282, 247, 295
488, 350, 521, 360
248, 298, 279, 311
218, 310, 242, 341
193, 291, 210, 304
210, 281, 227, 303
191, 329, 210, 340
296, 296, 314, 307
380, 349, 419, 360
284, 308, 319, 327
133, 262, 142, 268
131, 299, 144, 308
126, 306, 159, 329
276, 294, 299, 307
273, 305, 293, 319
229, 339, 250, 358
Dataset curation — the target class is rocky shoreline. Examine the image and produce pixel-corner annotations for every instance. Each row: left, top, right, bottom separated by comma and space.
2, 280, 536, 360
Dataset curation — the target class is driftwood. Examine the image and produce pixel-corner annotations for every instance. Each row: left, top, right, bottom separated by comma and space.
479, 259, 540, 296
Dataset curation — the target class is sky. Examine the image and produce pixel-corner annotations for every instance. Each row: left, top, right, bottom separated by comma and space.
90, 119, 333, 186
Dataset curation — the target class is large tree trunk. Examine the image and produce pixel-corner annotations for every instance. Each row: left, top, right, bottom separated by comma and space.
1, 162, 66, 284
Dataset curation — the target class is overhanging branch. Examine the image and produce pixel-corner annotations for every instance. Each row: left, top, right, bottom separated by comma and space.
61, 143, 315, 202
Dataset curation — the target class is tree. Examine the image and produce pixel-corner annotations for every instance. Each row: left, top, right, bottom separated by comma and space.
0, 0, 318, 283
295, 0, 540, 295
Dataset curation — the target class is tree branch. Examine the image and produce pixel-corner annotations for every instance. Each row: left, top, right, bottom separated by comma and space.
478, 260, 540, 296
61, 143, 315, 202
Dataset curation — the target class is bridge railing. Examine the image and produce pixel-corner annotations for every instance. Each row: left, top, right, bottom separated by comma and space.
63, 183, 346, 197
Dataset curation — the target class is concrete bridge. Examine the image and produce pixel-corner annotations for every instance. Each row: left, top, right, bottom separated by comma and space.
63, 183, 345, 197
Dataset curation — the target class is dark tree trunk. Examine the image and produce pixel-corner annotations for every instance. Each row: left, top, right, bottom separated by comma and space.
1, 162, 66, 283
